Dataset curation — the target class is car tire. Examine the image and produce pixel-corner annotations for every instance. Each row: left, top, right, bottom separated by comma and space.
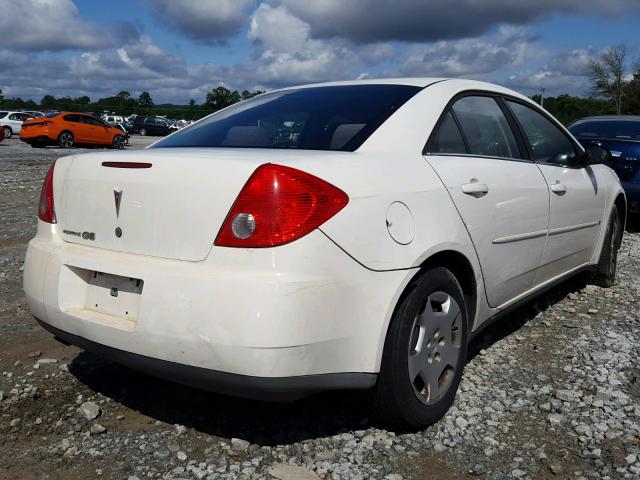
3, 126, 11, 138
57, 131, 74, 148
112, 135, 125, 150
592, 205, 622, 287
139, 128, 147, 136
372, 267, 469, 430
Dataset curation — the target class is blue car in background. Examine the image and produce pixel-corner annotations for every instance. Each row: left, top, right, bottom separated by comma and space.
569, 116, 640, 215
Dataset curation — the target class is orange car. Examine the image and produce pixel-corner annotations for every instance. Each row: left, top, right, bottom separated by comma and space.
20, 112, 126, 149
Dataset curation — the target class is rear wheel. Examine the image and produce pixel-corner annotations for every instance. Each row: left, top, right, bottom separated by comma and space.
372, 267, 469, 429
112, 134, 125, 149
57, 131, 74, 148
593, 205, 623, 287
139, 128, 147, 136
2, 126, 11, 138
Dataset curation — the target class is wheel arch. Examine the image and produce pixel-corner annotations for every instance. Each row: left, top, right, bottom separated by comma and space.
376, 248, 479, 372
416, 250, 478, 329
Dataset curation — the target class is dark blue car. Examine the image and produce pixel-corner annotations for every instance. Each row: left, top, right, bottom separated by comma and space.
568, 116, 640, 214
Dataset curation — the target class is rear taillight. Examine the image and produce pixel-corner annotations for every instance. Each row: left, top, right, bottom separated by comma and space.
215, 163, 348, 248
38, 160, 56, 223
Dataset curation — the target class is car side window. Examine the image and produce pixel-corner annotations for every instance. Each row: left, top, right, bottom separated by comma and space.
9, 113, 22, 121
451, 96, 522, 159
428, 111, 467, 154
507, 101, 578, 165
83, 116, 104, 126
64, 114, 79, 122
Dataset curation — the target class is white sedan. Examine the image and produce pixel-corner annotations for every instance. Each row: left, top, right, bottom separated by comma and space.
0, 110, 29, 137
24, 79, 625, 428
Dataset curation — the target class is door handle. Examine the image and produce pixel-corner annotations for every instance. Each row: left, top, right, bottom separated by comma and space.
550, 182, 566, 194
461, 181, 489, 197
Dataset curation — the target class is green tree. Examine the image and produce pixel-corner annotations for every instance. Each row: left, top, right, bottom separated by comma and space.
41, 95, 56, 109
205, 86, 241, 110
242, 89, 265, 100
137, 91, 154, 108
624, 69, 640, 115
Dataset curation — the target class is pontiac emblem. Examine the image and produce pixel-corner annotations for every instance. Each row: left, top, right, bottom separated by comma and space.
114, 189, 123, 218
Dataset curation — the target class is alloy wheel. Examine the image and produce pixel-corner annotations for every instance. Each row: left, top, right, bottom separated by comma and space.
59, 132, 73, 148
113, 135, 125, 149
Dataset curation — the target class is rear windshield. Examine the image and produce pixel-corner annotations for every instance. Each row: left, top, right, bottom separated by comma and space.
45, 112, 61, 118
153, 85, 421, 151
0, 112, 7, 119
569, 120, 640, 141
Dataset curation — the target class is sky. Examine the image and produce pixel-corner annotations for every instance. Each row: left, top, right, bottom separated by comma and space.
1, 0, 639, 104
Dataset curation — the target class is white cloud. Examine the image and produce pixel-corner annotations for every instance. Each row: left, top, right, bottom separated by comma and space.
281, 0, 640, 43
398, 27, 542, 77
150, 0, 254, 42
0, 0, 138, 51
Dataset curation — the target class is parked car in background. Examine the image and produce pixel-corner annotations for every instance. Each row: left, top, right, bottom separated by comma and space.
103, 115, 125, 125
114, 123, 130, 145
0, 111, 31, 138
20, 112, 127, 149
24, 79, 626, 429
22, 111, 45, 118
132, 116, 173, 136
568, 116, 640, 214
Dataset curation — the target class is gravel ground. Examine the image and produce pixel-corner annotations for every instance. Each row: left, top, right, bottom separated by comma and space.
0, 136, 639, 480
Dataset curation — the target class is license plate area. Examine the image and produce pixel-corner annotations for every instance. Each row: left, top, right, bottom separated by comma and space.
86, 271, 143, 320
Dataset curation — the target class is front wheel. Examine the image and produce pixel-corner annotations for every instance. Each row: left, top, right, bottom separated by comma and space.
57, 131, 74, 148
2, 126, 11, 138
139, 128, 147, 136
593, 205, 623, 287
112, 134, 125, 149
372, 267, 469, 429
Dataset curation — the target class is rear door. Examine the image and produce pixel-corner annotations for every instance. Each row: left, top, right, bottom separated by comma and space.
79, 115, 104, 144
62, 114, 87, 143
425, 94, 550, 307
506, 100, 605, 281
8, 113, 24, 133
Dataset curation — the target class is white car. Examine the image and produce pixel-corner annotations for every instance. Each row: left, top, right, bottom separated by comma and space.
0, 110, 29, 137
24, 79, 625, 428
103, 115, 125, 125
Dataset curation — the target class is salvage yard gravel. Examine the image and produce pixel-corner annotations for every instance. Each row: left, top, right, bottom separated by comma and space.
1, 136, 639, 479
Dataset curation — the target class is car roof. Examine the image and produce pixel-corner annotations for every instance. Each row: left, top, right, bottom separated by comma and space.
574, 115, 640, 122
266, 77, 531, 103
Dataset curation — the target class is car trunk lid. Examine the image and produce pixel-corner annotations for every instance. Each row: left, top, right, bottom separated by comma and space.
57, 149, 267, 261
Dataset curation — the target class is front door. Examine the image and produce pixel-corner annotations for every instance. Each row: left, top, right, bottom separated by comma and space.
505, 100, 605, 282
425, 95, 550, 308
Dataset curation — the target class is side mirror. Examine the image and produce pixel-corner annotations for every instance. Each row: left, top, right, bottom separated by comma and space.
584, 144, 612, 166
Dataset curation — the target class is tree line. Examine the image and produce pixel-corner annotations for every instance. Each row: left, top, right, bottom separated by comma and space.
0, 87, 265, 121
1, 47, 639, 125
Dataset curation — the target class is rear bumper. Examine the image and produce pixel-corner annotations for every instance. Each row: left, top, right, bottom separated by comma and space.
37, 318, 376, 400
24, 221, 412, 390
20, 134, 54, 144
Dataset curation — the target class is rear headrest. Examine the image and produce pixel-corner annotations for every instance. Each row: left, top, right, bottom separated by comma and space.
330, 123, 366, 149
221, 126, 271, 147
